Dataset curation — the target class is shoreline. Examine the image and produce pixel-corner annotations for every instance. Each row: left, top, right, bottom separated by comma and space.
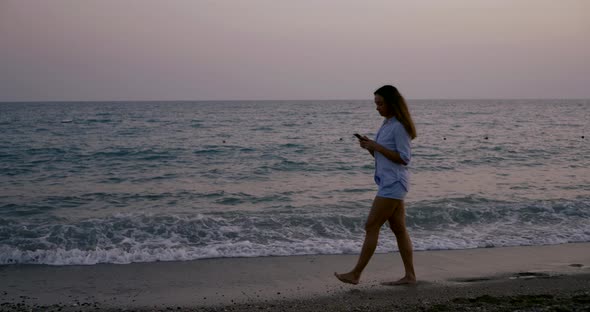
1, 243, 589, 311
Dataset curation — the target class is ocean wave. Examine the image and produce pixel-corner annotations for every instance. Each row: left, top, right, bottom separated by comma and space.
0, 239, 364, 266
1, 198, 588, 265
213, 192, 292, 205
90, 148, 179, 161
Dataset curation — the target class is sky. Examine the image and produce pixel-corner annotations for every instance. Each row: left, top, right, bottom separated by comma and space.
1, 0, 589, 101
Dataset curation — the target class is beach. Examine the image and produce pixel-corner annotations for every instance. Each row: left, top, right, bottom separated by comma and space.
1, 243, 589, 311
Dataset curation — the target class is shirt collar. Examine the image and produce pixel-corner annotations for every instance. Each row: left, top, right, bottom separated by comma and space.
383, 116, 397, 124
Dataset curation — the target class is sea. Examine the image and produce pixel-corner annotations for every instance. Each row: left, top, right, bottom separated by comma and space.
0, 100, 588, 266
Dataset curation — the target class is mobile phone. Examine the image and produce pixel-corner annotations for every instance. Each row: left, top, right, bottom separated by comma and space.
354, 133, 366, 140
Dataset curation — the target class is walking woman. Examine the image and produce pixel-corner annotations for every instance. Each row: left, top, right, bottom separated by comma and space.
335, 85, 417, 285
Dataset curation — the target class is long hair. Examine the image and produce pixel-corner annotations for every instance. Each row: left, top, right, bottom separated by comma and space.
374, 85, 417, 140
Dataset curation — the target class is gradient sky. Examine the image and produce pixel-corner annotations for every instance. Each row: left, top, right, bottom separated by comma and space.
1, 0, 589, 101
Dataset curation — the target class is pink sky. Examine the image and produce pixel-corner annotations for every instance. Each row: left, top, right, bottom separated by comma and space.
1, 0, 589, 101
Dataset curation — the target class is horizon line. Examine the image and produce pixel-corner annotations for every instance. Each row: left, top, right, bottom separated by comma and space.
1, 97, 590, 103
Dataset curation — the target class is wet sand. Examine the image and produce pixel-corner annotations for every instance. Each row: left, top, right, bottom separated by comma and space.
1, 243, 589, 311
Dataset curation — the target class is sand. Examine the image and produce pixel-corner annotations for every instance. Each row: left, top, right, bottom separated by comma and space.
1, 243, 589, 311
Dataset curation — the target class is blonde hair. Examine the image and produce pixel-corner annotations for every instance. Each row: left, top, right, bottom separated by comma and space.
375, 85, 417, 140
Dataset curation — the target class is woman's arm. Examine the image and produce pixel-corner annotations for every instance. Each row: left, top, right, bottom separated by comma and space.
359, 135, 375, 157
359, 127, 411, 165
361, 140, 407, 165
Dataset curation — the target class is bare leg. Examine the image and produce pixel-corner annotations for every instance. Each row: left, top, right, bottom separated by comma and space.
382, 201, 416, 285
335, 197, 401, 285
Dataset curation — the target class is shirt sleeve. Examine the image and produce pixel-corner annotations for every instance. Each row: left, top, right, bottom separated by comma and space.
393, 123, 411, 165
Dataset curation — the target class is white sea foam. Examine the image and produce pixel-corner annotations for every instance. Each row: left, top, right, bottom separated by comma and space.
1, 222, 588, 266
2, 197, 590, 265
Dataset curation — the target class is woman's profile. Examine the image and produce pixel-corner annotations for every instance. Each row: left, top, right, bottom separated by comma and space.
335, 85, 417, 285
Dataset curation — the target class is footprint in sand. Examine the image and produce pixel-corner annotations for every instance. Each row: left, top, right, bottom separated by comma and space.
508, 272, 551, 280
447, 277, 493, 283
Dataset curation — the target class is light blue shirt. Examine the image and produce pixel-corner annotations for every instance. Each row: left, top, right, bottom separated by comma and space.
374, 117, 411, 191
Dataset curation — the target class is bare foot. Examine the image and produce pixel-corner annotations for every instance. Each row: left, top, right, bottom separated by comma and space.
334, 272, 360, 285
380, 276, 416, 286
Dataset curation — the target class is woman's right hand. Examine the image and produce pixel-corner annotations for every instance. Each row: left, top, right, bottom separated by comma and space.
359, 136, 376, 157
359, 137, 375, 150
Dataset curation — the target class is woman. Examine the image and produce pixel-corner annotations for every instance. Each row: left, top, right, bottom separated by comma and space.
335, 85, 417, 286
